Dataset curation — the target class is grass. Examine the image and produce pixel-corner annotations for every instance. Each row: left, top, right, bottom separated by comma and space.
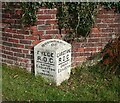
2, 64, 119, 101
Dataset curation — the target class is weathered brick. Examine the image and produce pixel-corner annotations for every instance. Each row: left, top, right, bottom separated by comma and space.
41, 35, 52, 39
32, 30, 44, 35
14, 53, 25, 58
2, 32, 12, 37
7, 55, 17, 61
26, 54, 33, 59
91, 28, 99, 33
3, 41, 12, 47
88, 38, 100, 42
2, 37, 7, 41
46, 30, 58, 34
13, 43, 24, 48
2, 50, 13, 56
84, 48, 96, 52
22, 49, 29, 53
32, 40, 40, 45
2, 54, 6, 58
37, 15, 55, 19
13, 34, 24, 39
77, 48, 84, 52
8, 38, 19, 43
6, 59, 14, 64
46, 20, 58, 25
43, 9, 57, 14
11, 48, 22, 53
25, 36, 38, 40
25, 45, 33, 49
20, 40, 31, 44
36, 20, 45, 25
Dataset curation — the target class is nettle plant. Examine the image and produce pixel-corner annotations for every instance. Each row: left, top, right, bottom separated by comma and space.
4, 2, 120, 40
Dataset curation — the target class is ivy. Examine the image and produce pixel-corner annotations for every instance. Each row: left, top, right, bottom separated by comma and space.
4, 2, 120, 40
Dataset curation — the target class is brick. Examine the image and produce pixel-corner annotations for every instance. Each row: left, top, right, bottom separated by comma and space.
37, 25, 52, 30
73, 57, 86, 61
101, 38, 111, 42
72, 53, 80, 57
41, 35, 52, 39
14, 53, 25, 58
2, 50, 13, 56
20, 40, 31, 44
3, 41, 12, 47
7, 55, 17, 61
46, 30, 58, 34
101, 19, 114, 23
22, 50, 29, 53
84, 48, 96, 52
13, 34, 24, 39
11, 48, 22, 53
25, 36, 38, 40
4, 46, 10, 51
2, 32, 12, 37
6, 59, 14, 64
16, 29, 27, 34
79, 53, 92, 56
25, 45, 33, 49
109, 24, 120, 28
97, 24, 108, 28
37, 15, 55, 19
2, 54, 6, 58
77, 48, 84, 52
91, 27, 99, 33
101, 28, 114, 32
2, 37, 7, 41
26, 54, 33, 59
88, 38, 100, 42
37, 10, 44, 14
13, 43, 24, 48
46, 20, 58, 25
36, 20, 45, 25
32, 30, 44, 35
8, 38, 19, 43
43, 9, 57, 14
32, 40, 40, 45
98, 14, 115, 19
98, 48, 102, 51
30, 26, 37, 31
2, 13, 10, 18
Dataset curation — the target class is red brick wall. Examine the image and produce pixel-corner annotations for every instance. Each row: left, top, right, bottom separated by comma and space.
1, 3, 120, 71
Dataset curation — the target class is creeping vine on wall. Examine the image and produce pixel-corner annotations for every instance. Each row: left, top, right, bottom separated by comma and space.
4, 2, 120, 40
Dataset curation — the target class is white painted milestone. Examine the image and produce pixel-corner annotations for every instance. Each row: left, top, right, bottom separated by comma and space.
34, 39, 71, 86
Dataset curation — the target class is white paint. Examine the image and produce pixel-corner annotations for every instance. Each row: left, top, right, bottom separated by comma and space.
34, 39, 71, 86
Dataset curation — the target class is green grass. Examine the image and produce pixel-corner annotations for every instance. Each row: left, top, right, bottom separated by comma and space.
2, 64, 119, 101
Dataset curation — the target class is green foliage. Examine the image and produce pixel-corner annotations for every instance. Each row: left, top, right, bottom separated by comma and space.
101, 2, 120, 13
100, 36, 120, 76
56, 2, 98, 40
20, 2, 40, 26
2, 64, 119, 101
4, 2, 120, 40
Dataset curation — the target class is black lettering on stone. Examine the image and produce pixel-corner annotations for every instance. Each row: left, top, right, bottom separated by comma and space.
63, 56, 65, 61
59, 57, 62, 62
51, 52, 54, 57
37, 51, 40, 54
49, 58, 53, 63
47, 52, 51, 57
66, 54, 69, 60
43, 57, 47, 62
37, 56, 41, 61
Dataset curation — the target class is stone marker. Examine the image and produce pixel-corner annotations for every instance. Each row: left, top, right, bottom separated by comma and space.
34, 39, 71, 86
